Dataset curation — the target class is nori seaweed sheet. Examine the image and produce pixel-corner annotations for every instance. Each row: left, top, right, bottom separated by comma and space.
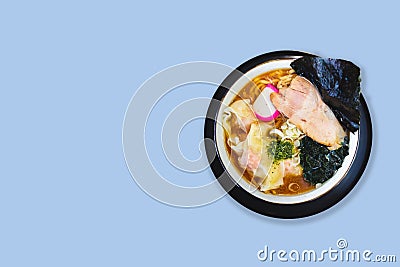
299, 136, 349, 185
291, 56, 361, 132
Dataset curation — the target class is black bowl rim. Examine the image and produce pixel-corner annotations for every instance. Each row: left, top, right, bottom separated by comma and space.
204, 50, 373, 219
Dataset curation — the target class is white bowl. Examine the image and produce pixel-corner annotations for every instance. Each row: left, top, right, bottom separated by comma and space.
215, 58, 359, 204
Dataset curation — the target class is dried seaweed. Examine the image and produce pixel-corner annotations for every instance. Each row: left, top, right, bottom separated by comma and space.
291, 56, 361, 132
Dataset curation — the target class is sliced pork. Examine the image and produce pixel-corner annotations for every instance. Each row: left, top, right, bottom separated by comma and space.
270, 76, 346, 149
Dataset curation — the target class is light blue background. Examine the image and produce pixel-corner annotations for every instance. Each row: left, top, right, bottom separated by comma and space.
1, 1, 399, 266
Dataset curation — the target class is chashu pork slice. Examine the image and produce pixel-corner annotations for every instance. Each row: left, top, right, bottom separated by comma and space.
270, 76, 346, 149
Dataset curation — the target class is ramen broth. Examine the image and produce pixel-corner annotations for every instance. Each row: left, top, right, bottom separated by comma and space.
225, 68, 315, 195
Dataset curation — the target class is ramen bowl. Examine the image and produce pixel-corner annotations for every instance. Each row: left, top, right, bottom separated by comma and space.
204, 51, 372, 218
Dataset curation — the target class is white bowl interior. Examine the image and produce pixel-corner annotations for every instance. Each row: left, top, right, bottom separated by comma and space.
216, 59, 359, 204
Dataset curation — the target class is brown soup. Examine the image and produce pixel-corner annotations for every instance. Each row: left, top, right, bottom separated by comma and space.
225, 68, 315, 195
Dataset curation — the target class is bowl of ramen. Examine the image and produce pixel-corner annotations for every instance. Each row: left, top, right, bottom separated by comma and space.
204, 51, 372, 218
